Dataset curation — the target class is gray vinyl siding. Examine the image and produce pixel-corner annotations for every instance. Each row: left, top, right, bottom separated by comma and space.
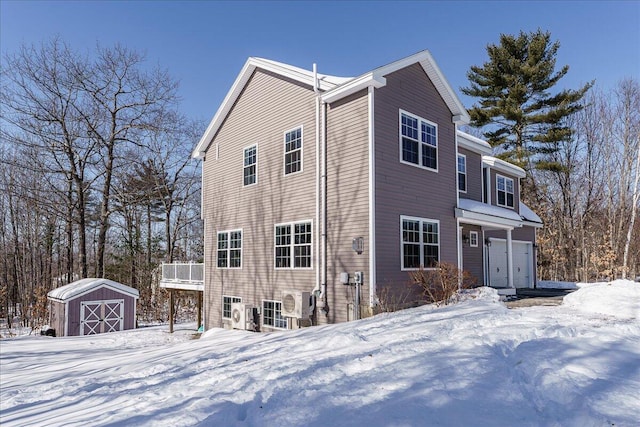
461, 224, 484, 285
325, 90, 370, 323
459, 148, 483, 202
49, 300, 65, 335
202, 69, 317, 330
489, 169, 520, 214
374, 63, 458, 300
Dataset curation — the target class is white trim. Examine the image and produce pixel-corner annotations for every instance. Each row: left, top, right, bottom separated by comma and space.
482, 155, 526, 179
216, 228, 243, 269
457, 153, 467, 193
496, 174, 515, 209
399, 110, 439, 173
456, 130, 493, 155
368, 86, 376, 307
470, 230, 479, 247
274, 219, 313, 270
193, 57, 349, 159
322, 50, 470, 124
283, 125, 304, 176
48, 279, 139, 302
242, 144, 258, 187
222, 295, 242, 320
261, 299, 288, 330
400, 215, 440, 271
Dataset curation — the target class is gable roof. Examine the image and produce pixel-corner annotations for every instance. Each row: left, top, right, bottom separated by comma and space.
321, 50, 470, 125
192, 57, 351, 159
48, 278, 139, 302
192, 51, 471, 159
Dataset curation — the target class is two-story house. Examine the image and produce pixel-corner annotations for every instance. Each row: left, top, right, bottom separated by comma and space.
192, 51, 542, 332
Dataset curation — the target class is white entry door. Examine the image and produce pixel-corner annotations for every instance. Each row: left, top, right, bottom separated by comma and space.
80, 299, 124, 335
488, 240, 533, 288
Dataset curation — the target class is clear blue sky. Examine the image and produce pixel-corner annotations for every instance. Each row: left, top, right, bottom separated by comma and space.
2, 1, 639, 122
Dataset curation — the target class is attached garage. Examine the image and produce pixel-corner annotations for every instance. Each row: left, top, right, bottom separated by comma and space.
48, 278, 139, 337
487, 239, 534, 288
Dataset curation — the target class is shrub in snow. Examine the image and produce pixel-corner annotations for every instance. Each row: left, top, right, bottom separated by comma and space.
410, 262, 477, 306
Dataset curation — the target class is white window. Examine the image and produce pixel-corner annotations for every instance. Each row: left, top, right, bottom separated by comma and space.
284, 127, 302, 175
262, 300, 288, 329
274, 221, 312, 269
400, 111, 438, 171
243, 145, 257, 186
217, 229, 242, 268
458, 154, 467, 192
401, 216, 439, 270
222, 296, 242, 319
496, 175, 515, 208
470, 231, 478, 247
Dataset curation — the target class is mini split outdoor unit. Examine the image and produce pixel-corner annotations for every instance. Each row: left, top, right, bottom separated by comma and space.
281, 290, 310, 319
231, 303, 255, 330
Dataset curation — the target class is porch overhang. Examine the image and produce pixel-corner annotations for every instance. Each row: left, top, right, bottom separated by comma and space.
455, 198, 523, 229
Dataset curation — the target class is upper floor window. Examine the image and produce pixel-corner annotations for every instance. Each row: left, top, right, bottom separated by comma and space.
222, 295, 242, 319
457, 154, 467, 192
496, 175, 514, 208
243, 145, 257, 186
217, 229, 242, 268
275, 220, 312, 269
401, 216, 439, 270
400, 111, 438, 171
284, 127, 302, 175
262, 300, 288, 329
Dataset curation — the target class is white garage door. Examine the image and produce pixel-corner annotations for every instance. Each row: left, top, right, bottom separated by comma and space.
80, 299, 124, 335
488, 240, 532, 288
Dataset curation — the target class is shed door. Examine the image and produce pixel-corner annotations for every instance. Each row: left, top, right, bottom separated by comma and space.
80, 299, 124, 335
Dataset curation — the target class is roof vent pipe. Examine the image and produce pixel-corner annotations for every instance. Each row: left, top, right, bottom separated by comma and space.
313, 63, 318, 93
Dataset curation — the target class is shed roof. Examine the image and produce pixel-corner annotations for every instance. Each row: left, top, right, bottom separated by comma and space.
48, 278, 139, 302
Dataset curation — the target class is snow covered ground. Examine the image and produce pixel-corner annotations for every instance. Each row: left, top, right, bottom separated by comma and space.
1, 280, 638, 427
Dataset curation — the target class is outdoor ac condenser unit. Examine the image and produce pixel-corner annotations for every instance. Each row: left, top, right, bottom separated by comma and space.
281, 290, 310, 319
231, 303, 254, 330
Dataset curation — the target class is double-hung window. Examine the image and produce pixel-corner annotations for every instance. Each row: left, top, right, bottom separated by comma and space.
401, 216, 439, 269
496, 175, 514, 208
284, 127, 302, 175
470, 231, 478, 247
274, 221, 312, 269
243, 145, 257, 186
222, 296, 242, 319
400, 111, 438, 171
262, 300, 288, 329
457, 154, 467, 192
217, 230, 242, 268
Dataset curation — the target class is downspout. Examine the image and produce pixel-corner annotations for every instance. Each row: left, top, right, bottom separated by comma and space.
367, 86, 377, 308
313, 63, 320, 310
312, 64, 328, 315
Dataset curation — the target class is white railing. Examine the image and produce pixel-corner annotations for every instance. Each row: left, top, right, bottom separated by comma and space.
161, 262, 204, 284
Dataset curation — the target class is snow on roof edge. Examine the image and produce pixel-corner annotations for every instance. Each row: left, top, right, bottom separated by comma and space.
48, 278, 139, 301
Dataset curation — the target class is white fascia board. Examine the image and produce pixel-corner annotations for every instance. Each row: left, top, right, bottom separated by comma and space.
192, 59, 256, 159
482, 155, 526, 179
456, 130, 493, 155
455, 208, 521, 229
321, 72, 386, 103
193, 57, 351, 159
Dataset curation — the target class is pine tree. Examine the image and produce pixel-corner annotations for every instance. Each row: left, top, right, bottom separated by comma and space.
462, 30, 593, 188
